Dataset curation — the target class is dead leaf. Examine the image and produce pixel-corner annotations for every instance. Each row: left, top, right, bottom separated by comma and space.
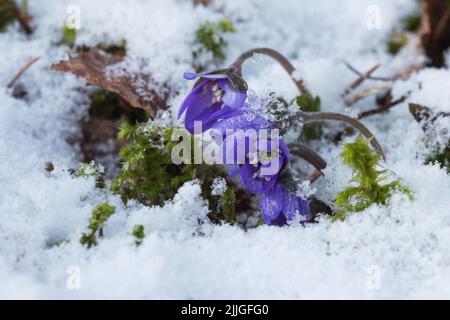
52, 49, 166, 118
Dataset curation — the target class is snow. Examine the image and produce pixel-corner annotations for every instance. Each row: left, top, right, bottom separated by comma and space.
1, 0, 450, 299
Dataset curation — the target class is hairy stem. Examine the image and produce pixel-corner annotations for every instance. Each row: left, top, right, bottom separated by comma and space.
293, 111, 386, 161
230, 47, 309, 96
288, 143, 327, 171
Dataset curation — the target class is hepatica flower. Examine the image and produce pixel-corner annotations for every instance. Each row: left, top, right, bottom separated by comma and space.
260, 182, 310, 226
214, 120, 310, 225
179, 71, 310, 226
178, 72, 247, 133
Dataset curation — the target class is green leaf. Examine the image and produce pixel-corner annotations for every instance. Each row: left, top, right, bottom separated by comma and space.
62, 25, 76, 47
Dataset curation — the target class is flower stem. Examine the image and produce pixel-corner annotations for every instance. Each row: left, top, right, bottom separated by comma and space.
294, 111, 386, 161
230, 47, 309, 96
288, 143, 327, 170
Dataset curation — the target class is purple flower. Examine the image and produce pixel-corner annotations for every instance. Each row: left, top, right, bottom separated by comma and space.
211, 112, 310, 225
178, 72, 247, 133
216, 127, 289, 194
259, 183, 310, 225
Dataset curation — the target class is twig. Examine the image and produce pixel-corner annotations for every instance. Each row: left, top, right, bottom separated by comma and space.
344, 81, 395, 107
342, 63, 380, 97
343, 62, 391, 81
358, 94, 408, 119
391, 63, 423, 81
7, 56, 39, 88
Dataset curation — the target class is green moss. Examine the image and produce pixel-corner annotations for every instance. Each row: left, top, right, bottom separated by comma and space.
132, 224, 145, 246
0, 0, 29, 33
112, 122, 244, 224
333, 136, 413, 221
194, 19, 236, 61
295, 93, 323, 140
409, 103, 450, 172
74, 161, 104, 178
196, 165, 237, 224
387, 32, 408, 55
425, 147, 450, 172
402, 14, 421, 32
80, 203, 116, 248
112, 123, 197, 206
0, 1, 17, 32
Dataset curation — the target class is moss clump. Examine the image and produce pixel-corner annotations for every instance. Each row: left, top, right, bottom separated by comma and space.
74, 161, 104, 178
333, 136, 413, 221
218, 187, 236, 223
112, 123, 197, 206
132, 225, 145, 246
295, 93, 322, 140
80, 203, 116, 248
0, 0, 18, 32
194, 19, 236, 61
425, 146, 450, 172
402, 14, 421, 32
195, 165, 237, 224
0, 0, 30, 34
409, 103, 450, 172
387, 32, 408, 55
111, 122, 245, 224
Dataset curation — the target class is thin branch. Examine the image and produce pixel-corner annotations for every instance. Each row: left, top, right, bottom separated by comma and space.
344, 81, 395, 107
342, 63, 384, 97
358, 94, 408, 119
7, 56, 40, 88
230, 47, 309, 96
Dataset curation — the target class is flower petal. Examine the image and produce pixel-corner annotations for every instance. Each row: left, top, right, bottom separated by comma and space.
183, 71, 228, 80
240, 164, 277, 194
259, 184, 285, 224
178, 80, 210, 119
184, 102, 222, 133
282, 187, 300, 221
298, 196, 311, 220
221, 81, 247, 109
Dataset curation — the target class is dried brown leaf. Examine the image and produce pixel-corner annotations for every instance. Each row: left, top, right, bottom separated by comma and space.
52, 49, 166, 118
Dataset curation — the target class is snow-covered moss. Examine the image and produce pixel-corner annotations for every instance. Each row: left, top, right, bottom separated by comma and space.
333, 136, 413, 220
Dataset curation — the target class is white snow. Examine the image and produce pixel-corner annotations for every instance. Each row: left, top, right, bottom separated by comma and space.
1, 0, 450, 299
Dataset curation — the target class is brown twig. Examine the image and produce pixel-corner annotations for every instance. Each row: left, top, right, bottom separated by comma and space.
7, 56, 40, 88
16, 8, 32, 35
358, 94, 408, 119
344, 81, 395, 107
342, 63, 382, 97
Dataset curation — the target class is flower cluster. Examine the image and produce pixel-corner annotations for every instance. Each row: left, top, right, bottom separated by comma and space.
179, 71, 311, 225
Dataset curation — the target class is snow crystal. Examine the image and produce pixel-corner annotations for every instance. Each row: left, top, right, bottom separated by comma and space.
211, 177, 227, 196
